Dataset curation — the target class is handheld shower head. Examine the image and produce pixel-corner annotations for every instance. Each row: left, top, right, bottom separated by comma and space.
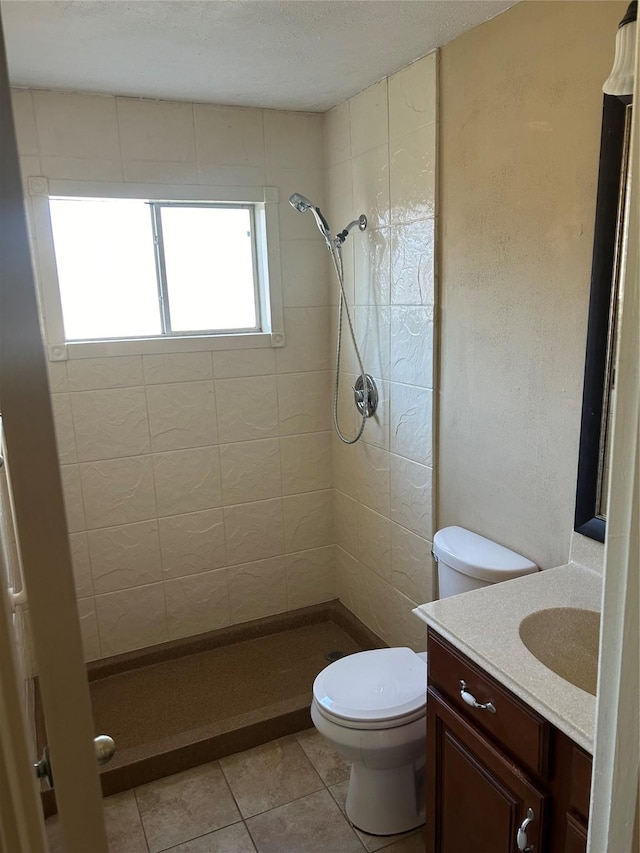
288, 192, 331, 239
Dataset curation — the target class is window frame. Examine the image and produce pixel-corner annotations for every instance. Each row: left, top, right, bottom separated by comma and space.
28, 178, 285, 361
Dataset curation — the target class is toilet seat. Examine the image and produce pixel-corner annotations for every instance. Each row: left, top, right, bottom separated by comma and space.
312, 648, 427, 730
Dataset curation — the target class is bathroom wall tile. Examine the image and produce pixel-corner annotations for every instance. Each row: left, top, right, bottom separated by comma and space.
159, 509, 226, 578
47, 361, 69, 393
325, 101, 351, 167
227, 555, 287, 623
268, 167, 325, 241
165, 568, 229, 640
122, 160, 199, 184
326, 161, 354, 260
215, 376, 278, 443
194, 104, 264, 166
361, 377, 390, 451
390, 306, 434, 388
220, 438, 282, 505
352, 144, 390, 230
33, 91, 119, 159
331, 435, 360, 503
264, 110, 324, 171
390, 383, 433, 465
142, 352, 213, 385
355, 306, 391, 381
283, 490, 333, 552
276, 308, 331, 374
281, 432, 332, 495
390, 218, 435, 306
60, 464, 86, 533
333, 370, 359, 438
51, 393, 77, 464
197, 163, 266, 187
11, 89, 38, 155
391, 523, 434, 605
329, 230, 355, 308
353, 441, 391, 518
146, 381, 217, 451
280, 239, 331, 307
77, 597, 101, 661
40, 156, 124, 182
334, 490, 359, 557
335, 546, 365, 616
277, 371, 332, 435
358, 504, 391, 579
153, 446, 222, 516
80, 456, 156, 529
350, 79, 389, 157
69, 532, 93, 598
95, 582, 168, 656
388, 52, 437, 140
117, 97, 196, 162
212, 348, 276, 379
355, 565, 423, 650
354, 226, 390, 306
71, 387, 151, 462
224, 498, 285, 566
390, 454, 433, 539
66, 356, 144, 391
87, 520, 162, 594
286, 546, 335, 610
390, 123, 436, 224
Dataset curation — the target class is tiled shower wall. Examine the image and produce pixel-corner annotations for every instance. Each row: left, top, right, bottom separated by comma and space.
12, 53, 437, 659
325, 54, 437, 650
12, 89, 335, 659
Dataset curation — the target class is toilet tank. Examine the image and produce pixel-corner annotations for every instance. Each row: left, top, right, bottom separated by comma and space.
433, 526, 538, 599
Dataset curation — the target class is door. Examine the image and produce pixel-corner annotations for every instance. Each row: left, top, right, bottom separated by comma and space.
0, 11, 108, 853
426, 688, 546, 853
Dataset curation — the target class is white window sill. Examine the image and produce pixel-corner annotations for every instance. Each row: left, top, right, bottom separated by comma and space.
48, 331, 285, 361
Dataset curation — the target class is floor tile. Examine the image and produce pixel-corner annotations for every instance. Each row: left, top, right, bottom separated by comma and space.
135, 761, 240, 852
220, 736, 324, 818
164, 821, 257, 852
45, 790, 148, 853
328, 781, 423, 852
246, 788, 365, 853
296, 727, 351, 785
383, 832, 425, 852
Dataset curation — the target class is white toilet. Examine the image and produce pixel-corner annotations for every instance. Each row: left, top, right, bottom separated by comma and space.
311, 526, 538, 836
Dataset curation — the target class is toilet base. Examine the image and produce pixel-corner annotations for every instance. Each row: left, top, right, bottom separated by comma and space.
345, 758, 425, 836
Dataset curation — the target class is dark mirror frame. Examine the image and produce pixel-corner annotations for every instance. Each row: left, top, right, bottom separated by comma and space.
574, 94, 629, 543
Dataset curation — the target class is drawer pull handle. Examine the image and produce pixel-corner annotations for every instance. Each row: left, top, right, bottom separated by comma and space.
517, 807, 535, 851
459, 680, 496, 714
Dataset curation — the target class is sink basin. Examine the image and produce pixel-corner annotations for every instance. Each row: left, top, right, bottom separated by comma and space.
519, 607, 600, 696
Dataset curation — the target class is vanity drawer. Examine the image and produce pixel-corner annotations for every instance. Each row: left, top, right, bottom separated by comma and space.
427, 630, 551, 778
569, 745, 592, 821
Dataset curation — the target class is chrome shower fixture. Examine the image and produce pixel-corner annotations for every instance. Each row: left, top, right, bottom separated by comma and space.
289, 190, 377, 445
288, 193, 331, 239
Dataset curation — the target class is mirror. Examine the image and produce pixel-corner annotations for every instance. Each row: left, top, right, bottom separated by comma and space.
575, 95, 632, 543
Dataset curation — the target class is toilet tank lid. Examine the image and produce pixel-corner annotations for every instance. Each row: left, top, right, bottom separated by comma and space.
433, 526, 538, 582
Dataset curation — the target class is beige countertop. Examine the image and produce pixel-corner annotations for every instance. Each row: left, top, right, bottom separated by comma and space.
412, 562, 603, 754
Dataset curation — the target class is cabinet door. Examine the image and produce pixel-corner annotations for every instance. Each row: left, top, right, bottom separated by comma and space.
564, 814, 588, 853
427, 687, 547, 853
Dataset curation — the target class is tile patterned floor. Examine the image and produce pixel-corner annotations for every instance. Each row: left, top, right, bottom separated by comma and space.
46, 730, 425, 852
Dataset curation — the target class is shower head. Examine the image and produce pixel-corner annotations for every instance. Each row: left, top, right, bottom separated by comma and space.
288, 192, 331, 239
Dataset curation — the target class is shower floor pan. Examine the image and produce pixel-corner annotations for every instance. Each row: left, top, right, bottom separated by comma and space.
38, 600, 383, 814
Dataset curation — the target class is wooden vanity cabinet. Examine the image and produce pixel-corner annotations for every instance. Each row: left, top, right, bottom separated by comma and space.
426, 630, 592, 853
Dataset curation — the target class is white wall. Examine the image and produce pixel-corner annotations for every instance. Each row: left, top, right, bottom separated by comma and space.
326, 54, 438, 650
12, 89, 335, 659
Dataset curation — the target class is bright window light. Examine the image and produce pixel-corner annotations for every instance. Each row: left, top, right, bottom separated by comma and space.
49, 198, 161, 340
48, 197, 261, 342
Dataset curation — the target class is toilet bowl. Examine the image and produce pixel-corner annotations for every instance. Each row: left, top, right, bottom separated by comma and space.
312, 526, 539, 836
311, 647, 427, 836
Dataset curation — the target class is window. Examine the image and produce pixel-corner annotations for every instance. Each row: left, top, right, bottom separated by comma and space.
29, 179, 284, 358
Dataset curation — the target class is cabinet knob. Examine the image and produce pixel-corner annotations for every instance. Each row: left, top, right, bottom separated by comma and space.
517, 807, 535, 852
459, 680, 496, 714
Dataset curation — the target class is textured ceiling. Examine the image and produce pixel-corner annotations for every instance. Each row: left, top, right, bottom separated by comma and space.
1, 1, 517, 111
